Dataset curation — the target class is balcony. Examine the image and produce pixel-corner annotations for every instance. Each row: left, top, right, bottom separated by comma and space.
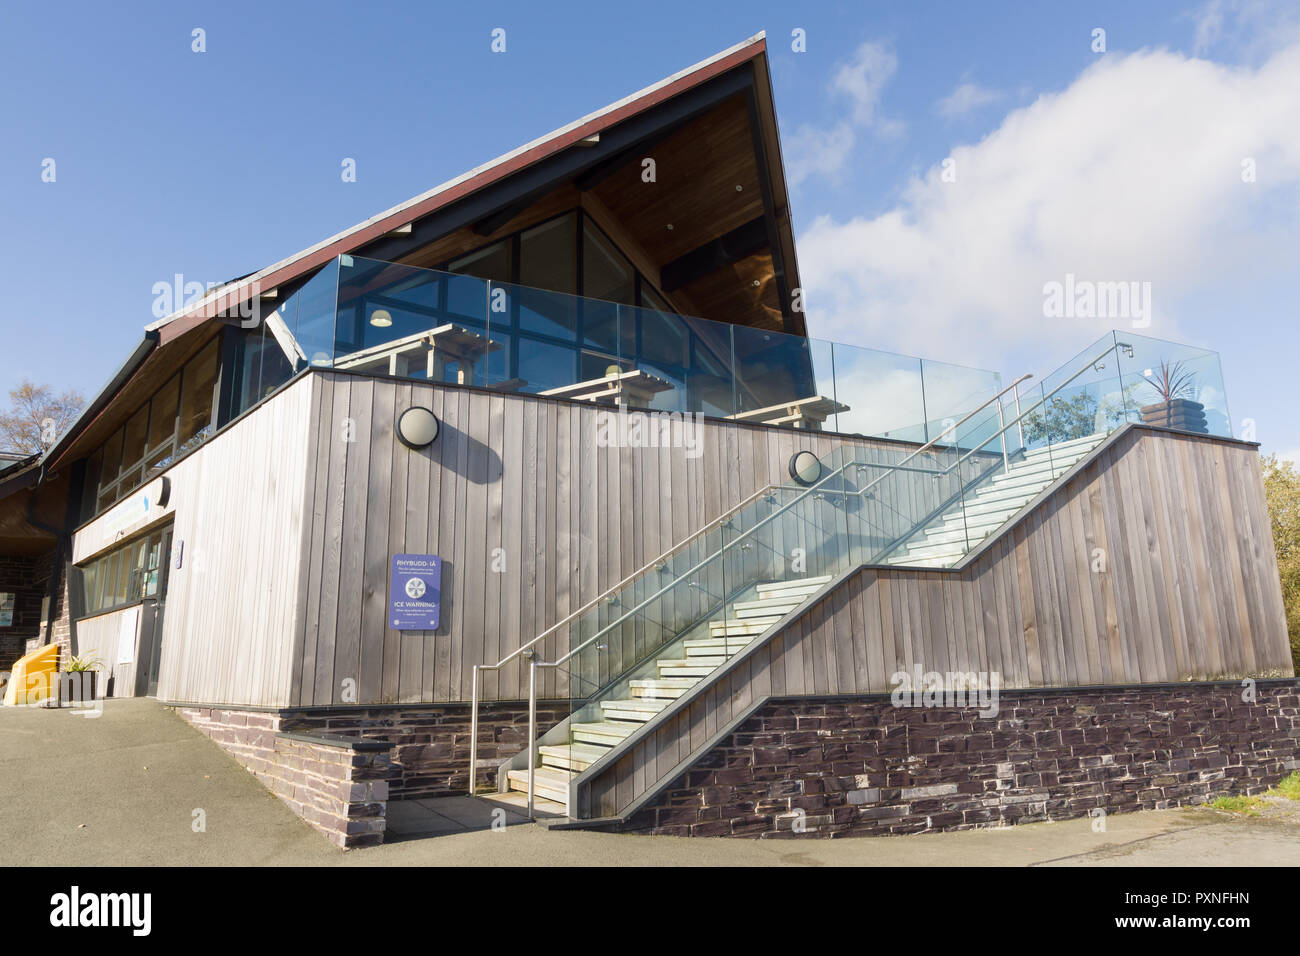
264, 255, 1233, 448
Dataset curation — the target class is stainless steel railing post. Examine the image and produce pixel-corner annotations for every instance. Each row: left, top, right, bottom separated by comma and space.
527, 658, 538, 820
468, 665, 480, 796
997, 401, 1008, 471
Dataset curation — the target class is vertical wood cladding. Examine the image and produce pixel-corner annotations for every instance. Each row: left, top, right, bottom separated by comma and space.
292, 372, 942, 707
582, 427, 1292, 818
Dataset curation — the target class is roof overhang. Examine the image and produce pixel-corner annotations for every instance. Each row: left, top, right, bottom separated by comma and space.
148, 32, 799, 345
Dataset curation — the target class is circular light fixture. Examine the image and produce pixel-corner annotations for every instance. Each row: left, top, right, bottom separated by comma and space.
397, 406, 440, 449
789, 450, 823, 486
370, 309, 393, 328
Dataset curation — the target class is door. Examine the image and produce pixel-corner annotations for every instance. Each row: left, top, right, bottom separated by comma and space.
141, 527, 173, 697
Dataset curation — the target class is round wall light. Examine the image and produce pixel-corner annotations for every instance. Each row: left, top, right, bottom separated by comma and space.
397, 406, 440, 449
789, 450, 823, 486
370, 309, 393, 328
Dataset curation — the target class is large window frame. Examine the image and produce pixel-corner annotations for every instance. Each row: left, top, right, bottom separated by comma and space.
80, 335, 221, 522
77, 525, 173, 619
405, 208, 731, 395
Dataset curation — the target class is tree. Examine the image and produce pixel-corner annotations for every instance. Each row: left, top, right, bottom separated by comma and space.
1261, 454, 1300, 671
0, 381, 84, 455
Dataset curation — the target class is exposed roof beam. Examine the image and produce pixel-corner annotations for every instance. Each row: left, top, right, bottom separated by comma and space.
659, 216, 768, 292
361, 68, 754, 264
471, 189, 548, 236
743, 79, 794, 334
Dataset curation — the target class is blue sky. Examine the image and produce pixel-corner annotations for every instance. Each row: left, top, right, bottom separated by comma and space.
3, 0, 1298, 460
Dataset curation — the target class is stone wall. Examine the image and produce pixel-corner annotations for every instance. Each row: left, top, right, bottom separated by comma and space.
623, 680, 1300, 838
173, 700, 566, 848
176, 706, 392, 849
279, 701, 569, 797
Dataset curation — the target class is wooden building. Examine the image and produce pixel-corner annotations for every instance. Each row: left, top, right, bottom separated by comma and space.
3, 34, 1295, 848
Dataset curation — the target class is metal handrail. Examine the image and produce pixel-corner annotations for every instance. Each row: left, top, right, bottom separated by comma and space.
933, 341, 1132, 479
469, 371, 1033, 797
506, 341, 1138, 814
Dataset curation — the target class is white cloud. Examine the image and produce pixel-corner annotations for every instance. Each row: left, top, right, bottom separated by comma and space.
797, 42, 1300, 367
1189, 0, 1300, 57
1193, 0, 1227, 54
936, 82, 1003, 118
786, 41, 901, 187
786, 123, 856, 189
831, 42, 900, 130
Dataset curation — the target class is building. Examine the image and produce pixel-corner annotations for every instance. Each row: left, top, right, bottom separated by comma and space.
2, 34, 1295, 848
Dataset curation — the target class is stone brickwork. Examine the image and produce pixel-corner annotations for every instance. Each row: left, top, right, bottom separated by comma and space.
176, 706, 392, 849
624, 680, 1300, 838
279, 701, 568, 798
174, 700, 565, 848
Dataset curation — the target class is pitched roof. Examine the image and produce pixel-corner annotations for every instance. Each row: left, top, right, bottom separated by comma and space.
150, 33, 782, 347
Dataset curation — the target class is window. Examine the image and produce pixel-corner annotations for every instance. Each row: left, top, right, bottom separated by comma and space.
80, 334, 221, 522
80, 527, 172, 617
520, 214, 577, 296
178, 337, 218, 452
119, 404, 149, 493
223, 324, 295, 422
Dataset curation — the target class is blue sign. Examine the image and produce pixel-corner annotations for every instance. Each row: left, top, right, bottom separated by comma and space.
388, 554, 442, 631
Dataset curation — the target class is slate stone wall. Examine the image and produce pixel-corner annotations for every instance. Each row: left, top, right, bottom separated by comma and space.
623, 680, 1300, 838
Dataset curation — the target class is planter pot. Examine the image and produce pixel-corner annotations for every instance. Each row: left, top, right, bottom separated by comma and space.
60, 671, 99, 706
1140, 398, 1207, 433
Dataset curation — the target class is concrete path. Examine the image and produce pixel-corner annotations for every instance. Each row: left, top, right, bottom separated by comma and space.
3, 698, 1298, 866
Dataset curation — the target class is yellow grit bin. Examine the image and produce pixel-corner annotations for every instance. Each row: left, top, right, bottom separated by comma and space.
2, 644, 59, 706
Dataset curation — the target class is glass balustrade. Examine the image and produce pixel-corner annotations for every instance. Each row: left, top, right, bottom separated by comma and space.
267, 254, 1004, 442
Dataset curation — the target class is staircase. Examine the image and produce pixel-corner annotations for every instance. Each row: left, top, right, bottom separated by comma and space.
503, 576, 833, 805
480, 333, 1161, 822
883, 433, 1107, 568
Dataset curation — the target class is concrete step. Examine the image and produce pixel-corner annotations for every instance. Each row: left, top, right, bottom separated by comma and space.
885, 551, 962, 569
1019, 434, 1105, 460
599, 698, 669, 722
756, 575, 831, 597
657, 658, 726, 677
991, 458, 1074, 486
708, 618, 779, 637
937, 497, 1034, 528
539, 743, 609, 772
630, 677, 699, 699
684, 636, 753, 656
570, 721, 640, 745
756, 581, 826, 601
506, 767, 571, 804
733, 599, 802, 617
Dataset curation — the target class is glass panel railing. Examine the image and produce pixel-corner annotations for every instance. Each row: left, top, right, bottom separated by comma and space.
496, 329, 1238, 806
830, 345, 926, 441
289, 255, 1004, 444
1119, 331, 1232, 438
920, 357, 1004, 451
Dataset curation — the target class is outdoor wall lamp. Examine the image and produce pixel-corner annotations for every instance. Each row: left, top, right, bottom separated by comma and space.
397, 406, 439, 449
789, 450, 823, 486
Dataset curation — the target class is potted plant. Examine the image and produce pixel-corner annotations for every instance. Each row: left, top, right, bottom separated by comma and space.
1138, 360, 1208, 434
61, 654, 103, 706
